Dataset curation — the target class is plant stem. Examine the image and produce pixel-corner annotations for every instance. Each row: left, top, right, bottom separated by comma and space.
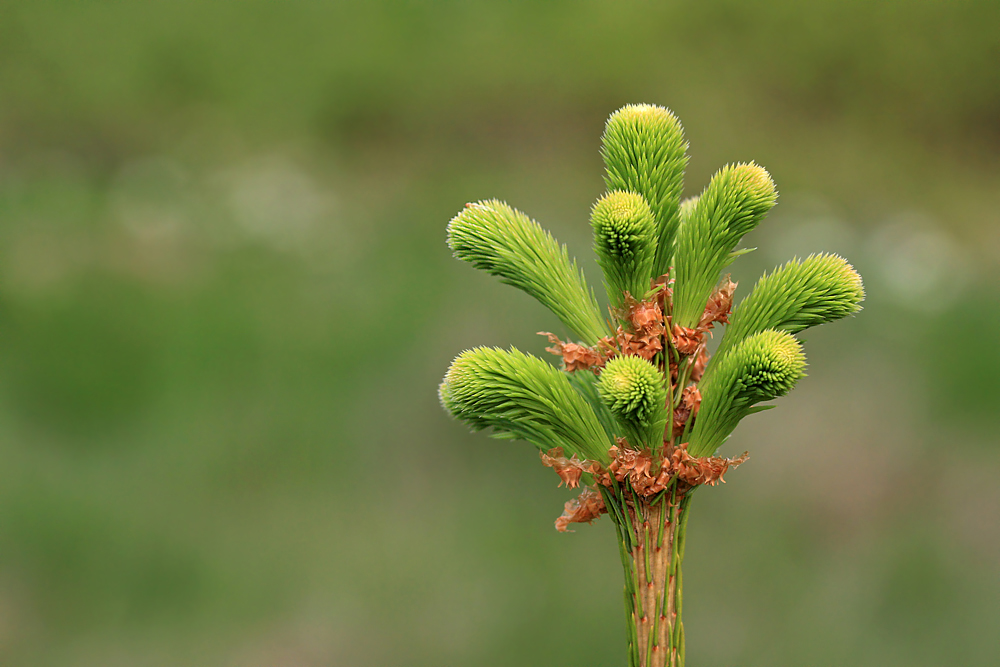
606, 482, 692, 667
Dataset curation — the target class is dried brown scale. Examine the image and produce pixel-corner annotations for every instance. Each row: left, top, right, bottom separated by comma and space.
618, 295, 667, 361
540, 294, 670, 369
539, 332, 608, 372
615, 327, 662, 360
554, 486, 607, 532
542, 286, 727, 371
668, 445, 749, 490
623, 295, 665, 337
670, 325, 703, 356
688, 347, 710, 382
698, 276, 737, 331
539, 447, 588, 488
605, 441, 660, 494
546, 442, 748, 508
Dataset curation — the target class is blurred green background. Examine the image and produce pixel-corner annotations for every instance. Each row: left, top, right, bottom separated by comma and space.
1, 2, 999, 665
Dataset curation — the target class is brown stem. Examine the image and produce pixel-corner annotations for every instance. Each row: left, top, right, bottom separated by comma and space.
608, 485, 691, 667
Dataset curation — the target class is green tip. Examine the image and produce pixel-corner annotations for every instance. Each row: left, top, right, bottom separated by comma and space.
733, 329, 807, 403
599, 355, 664, 422
598, 355, 668, 450
591, 190, 657, 309
715, 253, 865, 359
672, 162, 778, 328
726, 163, 777, 236
601, 104, 688, 277
440, 346, 611, 461
447, 200, 608, 344
687, 330, 805, 456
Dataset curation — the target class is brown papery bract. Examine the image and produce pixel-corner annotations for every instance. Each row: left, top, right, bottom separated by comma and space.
698, 276, 737, 331
542, 295, 672, 368
539, 332, 609, 371
539, 447, 589, 488
614, 327, 662, 360
626, 297, 665, 336
554, 487, 607, 532
671, 325, 703, 355
610, 295, 667, 361
672, 385, 702, 439
668, 445, 748, 489
689, 347, 710, 382
586, 441, 748, 498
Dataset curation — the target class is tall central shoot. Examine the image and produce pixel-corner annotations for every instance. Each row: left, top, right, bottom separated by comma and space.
440, 104, 864, 667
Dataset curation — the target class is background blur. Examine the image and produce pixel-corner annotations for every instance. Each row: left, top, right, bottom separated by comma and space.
1, 2, 999, 666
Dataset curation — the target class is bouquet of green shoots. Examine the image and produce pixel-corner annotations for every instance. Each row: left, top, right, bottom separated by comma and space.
439, 104, 864, 667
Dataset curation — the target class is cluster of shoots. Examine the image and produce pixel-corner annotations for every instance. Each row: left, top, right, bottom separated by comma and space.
439, 104, 864, 666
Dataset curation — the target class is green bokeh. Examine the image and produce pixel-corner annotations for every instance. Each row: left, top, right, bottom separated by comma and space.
1, 2, 998, 665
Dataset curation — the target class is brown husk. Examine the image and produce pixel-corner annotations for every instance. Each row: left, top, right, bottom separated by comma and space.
698, 276, 737, 331
554, 486, 607, 532
539, 332, 608, 372
578, 441, 749, 500
539, 447, 588, 488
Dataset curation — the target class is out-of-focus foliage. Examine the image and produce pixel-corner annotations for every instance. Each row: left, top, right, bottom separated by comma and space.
0, 2, 999, 666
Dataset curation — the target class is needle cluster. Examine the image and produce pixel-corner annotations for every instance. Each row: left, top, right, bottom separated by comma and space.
688, 330, 807, 457
591, 190, 658, 309
601, 104, 688, 276
597, 355, 669, 450
447, 200, 607, 344
715, 253, 865, 358
439, 346, 610, 461
672, 162, 777, 328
